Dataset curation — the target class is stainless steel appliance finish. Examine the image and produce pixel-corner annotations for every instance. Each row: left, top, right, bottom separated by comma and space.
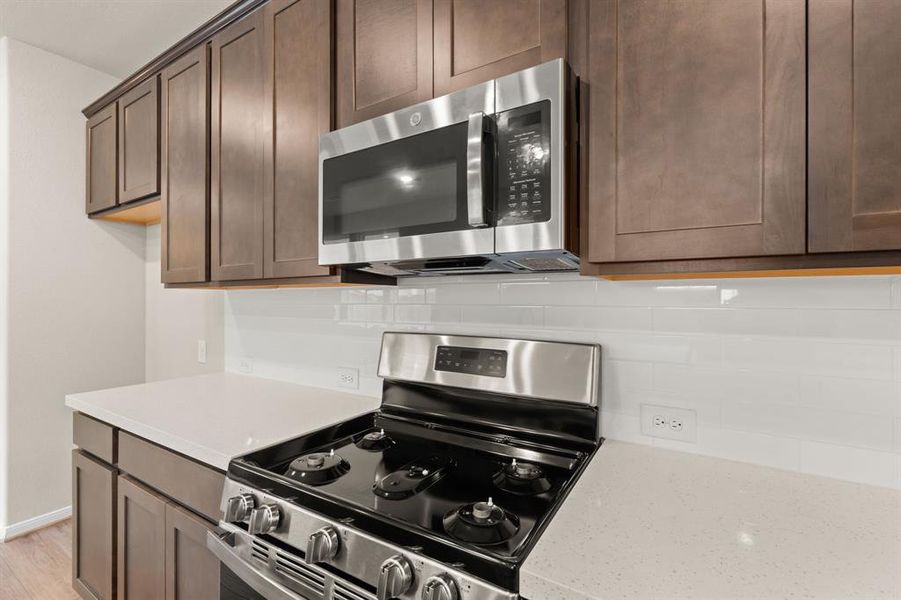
215, 479, 516, 600
318, 59, 576, 276
377, 332, 601, 406
215, 333, 601, 600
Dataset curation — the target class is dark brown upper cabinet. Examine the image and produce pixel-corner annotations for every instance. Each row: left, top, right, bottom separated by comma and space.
433, 0, 566, 96
160, 45, 210, 284
583, 0, 806, 264
85, 103, 118, 214
118, 77, 160, 204
809, 0, 901, 253
211, 9, 267, 281
335, 0, 433, 127
263, 0, 333, 279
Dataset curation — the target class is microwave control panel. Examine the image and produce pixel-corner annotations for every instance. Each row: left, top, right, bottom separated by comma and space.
496, 101, 552, 226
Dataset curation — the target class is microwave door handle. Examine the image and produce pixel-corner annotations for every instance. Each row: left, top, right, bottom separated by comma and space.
466, 112, 489, 228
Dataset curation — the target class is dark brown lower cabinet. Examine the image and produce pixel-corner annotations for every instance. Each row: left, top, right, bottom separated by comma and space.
118, 476, 167, 600
166, 503, 220, 600
72, 450, 117, 600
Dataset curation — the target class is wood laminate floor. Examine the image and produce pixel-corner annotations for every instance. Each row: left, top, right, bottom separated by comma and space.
0, 520, 78, 599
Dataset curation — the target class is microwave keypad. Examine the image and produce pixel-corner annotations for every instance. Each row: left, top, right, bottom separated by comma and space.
496, 101, 551, 226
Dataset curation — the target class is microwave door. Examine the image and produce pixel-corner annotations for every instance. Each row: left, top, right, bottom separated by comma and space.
319, 82, 495, 266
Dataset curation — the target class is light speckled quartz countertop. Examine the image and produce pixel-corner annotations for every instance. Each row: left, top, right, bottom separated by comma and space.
65, 372, 380, 470
521, 441, 901, 600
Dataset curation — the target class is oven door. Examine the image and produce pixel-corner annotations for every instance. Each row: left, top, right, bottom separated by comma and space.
319, 81, 496, 266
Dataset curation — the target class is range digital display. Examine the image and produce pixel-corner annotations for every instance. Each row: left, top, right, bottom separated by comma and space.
435, 346, 507, 378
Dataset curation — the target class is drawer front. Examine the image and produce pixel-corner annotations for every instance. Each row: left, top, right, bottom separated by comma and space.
73, 412, 117, 464
118, 432, 225, 522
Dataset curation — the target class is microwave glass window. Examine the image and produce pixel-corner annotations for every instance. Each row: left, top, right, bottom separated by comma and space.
322, 123, 471, 244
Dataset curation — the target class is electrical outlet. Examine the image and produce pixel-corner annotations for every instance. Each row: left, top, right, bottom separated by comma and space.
336, 367, 359, 390
197, 340, 207, 364
238, 358, 253, 374
640, 404, 697, 442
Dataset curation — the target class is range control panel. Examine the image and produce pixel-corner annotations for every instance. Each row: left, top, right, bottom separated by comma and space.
435, 346, 508, 378
496, 100, 552, 227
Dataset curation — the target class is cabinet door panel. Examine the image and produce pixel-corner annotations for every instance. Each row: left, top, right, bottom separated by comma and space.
809, 0, 901, 252
72, 450, 116, 600
118, 77, 160, 204
165, 504, 219, 600
161, 45, 210, 284
86, 103, 118, 214
434, 0, 566, 95
263, 0, 333, 278
211, 10, 267, 281
118, 476, 167, 600
586, 0, 806, 263
335, 0, 433, 127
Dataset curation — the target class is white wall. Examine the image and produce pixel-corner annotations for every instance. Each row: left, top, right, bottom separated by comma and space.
226, 273, 901, 490
0, 37, 146, 530
145, 224, 224, 382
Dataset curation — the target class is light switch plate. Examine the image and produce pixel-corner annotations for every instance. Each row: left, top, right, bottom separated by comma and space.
640, 403, 697, 443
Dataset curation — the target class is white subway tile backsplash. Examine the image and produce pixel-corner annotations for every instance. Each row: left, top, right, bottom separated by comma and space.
545, 306, 652, 331
225, 274, 901, 489
597, 280, 722, 307
799, 441, 901, 489
717, 277, 893, 309
722, 338, 895, 380
799, 376, 899, 416
500, 280, 597, 306
722, 402, 895, 452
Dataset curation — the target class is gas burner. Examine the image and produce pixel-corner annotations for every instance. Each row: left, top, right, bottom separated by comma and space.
284, 450, 350, 486
373, 456, 451, 500
493, 459, 552, 495
355, 428, 394, 452
443, 498, 520, 545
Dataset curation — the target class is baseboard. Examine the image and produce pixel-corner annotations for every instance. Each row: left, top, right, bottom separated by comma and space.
0, 505, 72, 542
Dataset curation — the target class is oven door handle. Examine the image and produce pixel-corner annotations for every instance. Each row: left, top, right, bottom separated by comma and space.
206, 528, 306, 600
466, 112, 489, 228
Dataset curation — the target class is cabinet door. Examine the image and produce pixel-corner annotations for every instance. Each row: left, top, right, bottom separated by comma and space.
263, 0, 333, 279
335, 0, 433, 127
161, 45, 210, 284
165, 503, 219, 600
585, 0, 806, 263
211, 10, 267, 281
86, 103, 118, 214
433, 0, 566, 95
809, 0, 901, 252
118, 476, 167, 600
72, 450, 116, 600
118, 77, 160, 204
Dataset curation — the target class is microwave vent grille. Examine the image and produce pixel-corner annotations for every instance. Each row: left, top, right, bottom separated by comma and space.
506, 256, 579, 272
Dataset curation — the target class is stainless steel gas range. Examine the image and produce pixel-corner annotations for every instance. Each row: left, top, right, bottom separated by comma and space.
208, 333, 602, 600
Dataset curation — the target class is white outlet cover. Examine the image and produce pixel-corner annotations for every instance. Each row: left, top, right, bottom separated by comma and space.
336, 367, 359, 390
197, 340, 207, 364
238, 358, 253, 374
640, 403, 697, 443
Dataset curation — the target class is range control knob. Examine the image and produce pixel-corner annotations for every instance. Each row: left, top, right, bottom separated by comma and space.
422, 574, 458, 600
224, 493, 255, 523
376, 554, 413, 600
305, 526, 340, 565
248, 503, 281, 535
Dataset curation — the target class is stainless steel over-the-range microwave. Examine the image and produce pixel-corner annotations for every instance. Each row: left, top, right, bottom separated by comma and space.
318, 59, 578, 277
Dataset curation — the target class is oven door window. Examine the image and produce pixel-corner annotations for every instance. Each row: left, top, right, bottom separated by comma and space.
322, 123, 473, 244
